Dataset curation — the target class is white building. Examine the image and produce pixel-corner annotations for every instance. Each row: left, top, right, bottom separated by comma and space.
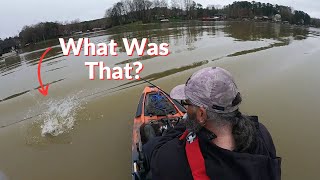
273, 14, 282, 22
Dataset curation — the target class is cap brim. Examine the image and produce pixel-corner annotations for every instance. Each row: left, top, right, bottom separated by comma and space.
170, 84, 187, 100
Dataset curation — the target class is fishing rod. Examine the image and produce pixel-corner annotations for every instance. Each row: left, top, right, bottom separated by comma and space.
1, 74, 185, 129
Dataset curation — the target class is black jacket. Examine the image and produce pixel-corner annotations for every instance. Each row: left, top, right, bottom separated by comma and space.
143, 116, 281, 180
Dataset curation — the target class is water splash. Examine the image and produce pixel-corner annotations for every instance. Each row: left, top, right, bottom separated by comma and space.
40, 95, 82, 137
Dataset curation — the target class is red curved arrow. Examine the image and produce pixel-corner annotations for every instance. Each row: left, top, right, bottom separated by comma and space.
38, 47, 52, 96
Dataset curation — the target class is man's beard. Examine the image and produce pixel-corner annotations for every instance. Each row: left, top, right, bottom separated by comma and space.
185, 112, 203, 133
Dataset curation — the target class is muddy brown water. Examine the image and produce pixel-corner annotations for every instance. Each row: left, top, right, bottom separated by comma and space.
0, 21, 320, 180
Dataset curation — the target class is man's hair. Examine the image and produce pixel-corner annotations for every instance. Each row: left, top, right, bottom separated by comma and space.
206, 110, 256, 152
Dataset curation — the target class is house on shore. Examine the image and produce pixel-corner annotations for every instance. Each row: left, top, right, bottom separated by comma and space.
92, 28, 103, 32
202, 14, 227, 21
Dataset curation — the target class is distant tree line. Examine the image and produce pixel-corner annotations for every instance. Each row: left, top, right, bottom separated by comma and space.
1, 0, 320, 52
0, 37, 19, 56
311, 18, 320, 27
105, 0, 320, 26
17, 18, 109, 46
221, 1, 320, 27
221, 1, 312, 25
104, 0, 219, 26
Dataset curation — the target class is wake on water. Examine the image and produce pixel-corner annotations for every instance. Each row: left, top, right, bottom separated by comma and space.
40, 95, 83, 137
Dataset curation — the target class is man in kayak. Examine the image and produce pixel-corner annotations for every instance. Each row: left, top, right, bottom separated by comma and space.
143, 67, 281, 180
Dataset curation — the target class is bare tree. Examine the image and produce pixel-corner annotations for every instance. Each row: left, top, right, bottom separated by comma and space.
160, 0, 168, 8
171, 0, 180, 9
153, 0, 160, 7
104, 7, 113, 18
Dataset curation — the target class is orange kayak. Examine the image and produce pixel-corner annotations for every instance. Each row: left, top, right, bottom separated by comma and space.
132, 86, 185, 179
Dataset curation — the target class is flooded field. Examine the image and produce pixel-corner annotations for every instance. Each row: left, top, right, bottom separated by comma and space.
0, 21, 319, 180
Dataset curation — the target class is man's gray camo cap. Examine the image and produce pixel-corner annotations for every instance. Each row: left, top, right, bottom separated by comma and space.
170, 67, 242, 113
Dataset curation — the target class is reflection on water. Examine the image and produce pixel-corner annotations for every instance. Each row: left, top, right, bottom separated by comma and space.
103, 21, 310, 63
107, 21, 309, 44
0, 21, 311, 104
0, 21, 319, 180
22, 47, 62, 66
0, 47, 63, 76
0, 55, 22, 73
106, 23, 215, 53
309, 28, 320, 37
223, 21, 309, 41
21, 39, 60, 53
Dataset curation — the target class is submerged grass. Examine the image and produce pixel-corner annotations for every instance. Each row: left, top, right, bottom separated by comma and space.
227, 40, 290, 57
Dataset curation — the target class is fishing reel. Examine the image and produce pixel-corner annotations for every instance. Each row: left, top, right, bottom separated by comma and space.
148, 116, 182, 136
149, 116, 181, 126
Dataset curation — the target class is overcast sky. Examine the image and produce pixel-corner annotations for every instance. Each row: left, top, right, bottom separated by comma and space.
1, 0, 320, 39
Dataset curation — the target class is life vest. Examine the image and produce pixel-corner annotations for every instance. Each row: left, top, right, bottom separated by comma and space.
180, 130, 210, 180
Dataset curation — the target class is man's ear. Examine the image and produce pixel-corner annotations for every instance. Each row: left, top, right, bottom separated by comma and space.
196, 107, 207, 126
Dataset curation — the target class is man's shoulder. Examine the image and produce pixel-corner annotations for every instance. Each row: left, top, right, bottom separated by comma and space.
150, 123, 188, 161
248, 116, 274, 141
258, 122, 277, 157
151, 132, 185, 160
248, 116, 277, 158
143, 123, 187, 169
150, 136, 192, 179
